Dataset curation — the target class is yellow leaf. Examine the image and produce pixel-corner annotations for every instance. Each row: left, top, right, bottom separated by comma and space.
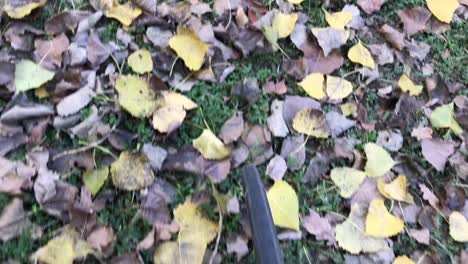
114, 75, 158, 117
193, 129, 231, 160
393, 256, 415, 264
128, 49, 153, 74
331, 167, 367, 198
397, 74, 422, 96
34, 86, 50, 99
335, 204, 388, 254
105, 1, 142, 27
365, 199, 404, 237
326, 76, 353, 100
169, 26, 208, 71
288, 0, 304, 4
151, 91, 197, 133
5, 0, 47, 19
348, 41, 375, 69
272, 12, 298, 38
364, 143, 395, 178
324, 9, 353, 29
33, 227, 93, 264
154, 200, 217, 264
430, 103, 463, 136
14, 60, 55, 92
377, 175, 414, 203
427, 0, 459, 23
110, 151, 154, 190
292, 108, 330, 138
83, 167, 109, 196
267, 180, 300, 230
298, 73, 325, 100
263, 26, 279, 51
340, 102, 356, 117
449, 212, 468, 242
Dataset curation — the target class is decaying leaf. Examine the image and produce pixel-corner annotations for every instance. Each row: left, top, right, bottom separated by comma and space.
302, 209, 335, 244
267, 180, 299, 231
421, 139, 455, 171
311, 28, 349, 56
449, 212, 468, 242
298, 73, 325, 100
267, 100, 289, 137
365, 199, 404, 237
430, 103, 463, 136
427, 0, 459, 23
152, 91, 197, 133
364, 143, 396, 178
357, 0, 385, 14
0, 198, 31, 242
14, 60, 55, 92
335, 204, 388, 254
419, 183, 439, 208
127, 49, 153, 74
169, 26, 209, 71
193, 129, 231, 160
32, 227, 93, 264
399, 7, 432, 36
326, 76, 353, 100
266, 155, 287, 181
292, 109, 330, 138
377, 174, 414, 203
83, 167, 109, 196
111, 151, 154, 190
115, 75, 158, 118
5, 0, 47, 19
348, 40, 375, 69
218, 111, 244, 144
226, 236, 249, 261
331, 167, 367, 198
34, 33, 70, 70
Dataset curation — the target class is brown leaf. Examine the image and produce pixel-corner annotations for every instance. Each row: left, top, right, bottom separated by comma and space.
219, 111, 244, 144
45, 11, 89, 35
368, 43, 394, 65
280, 135, 306, 171
241, 124, 274, 165
4, 22, 44, 51
418, 206, 436, 231
357, 0, 385, 14
408, 228, 430, 244
131, 0, 157, 13
407, 39, 430, 61
262, 80, 287, 95
379, 24, 406, 50
137, 228, 155, 251
226, 236, 249, 261
0, 157, 34, 195
34, 33, 70, 70
444, 185, 465, 211
311, 28, 347, 56
86, 226, 115, 256
421, 139, 455, 171
141, 181, 171, 225
392, 203, 421, 224
302, 209, 335, 245
350, 178, 383, 208
449, 151, 468, 181
398, 7, 431, 36
266, 155, 287, 180
69, 187, 97, 235
226, 196, 240, 214
87, 31, 114, 67
109, 252, 143, 264
267, 99, 289, 137
0, 62, 15, 86
411, 127, 433, 141
231, 79, 259, 105
419, 183, 439, 208
282, 95, 321, 127
0, 198, 30, 241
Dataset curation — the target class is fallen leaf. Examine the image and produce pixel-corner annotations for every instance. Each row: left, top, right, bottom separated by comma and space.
115, 75, 158, 118
218, 111, 244, 144
142, 144, 167, 172
14, 60, 55, 92
392, 204, 421, 223
44, 11, 82, 35
342, 4, 364, 29
262, 80, 287, 95
421, 139, 455, 171
266, 155, 287, 181
368, 43, 394, 65
348, 40, 375, 69
292, 108, 330, 138
282, 95, 321, 127
34, 33, 70, 70
427, 0, 459, 23
267, 180, 300, 231
357, 0, 385, 14
110, 151, 154, 190
272, 12, 298, 38
411, 127, 433, 141
0, 198, 30, 242
33, 227, 93, 264
324, 9, 353, 29
105, 1, 142, 27
326, 76, 353, 100
267, 100, 289, 137
449, 152, 468, 181
325, 111, 356, 137
298, 73, 325, 100
141, 181, 171, 225
335, 204, 388, 254
419, 183, 439, 208
302, 209, 335, 245
226, 196, 240, 214
399, 7, 432, 36
4, 0, 47, 19
364, 143, 396, 178
311, 28, 349, 56
127, 49, 153, 74
393, 256, 415, 264
407, 40, 431, 61
169, 26, 208, 71
193, 129, 231, 160
408, 228, 430, 245
430, 103, 463, 136
376, 130, 403, 152
83, 167, 109, 196
365, 199, 404, 237
57, 74, 97, 117
131, 0, 157, 13
86, 226, 115, 256
87, 31, 113, 67
152, 91, 197, 133
449, 212, 468, 242
331, 167, 366, 198
377, 175, 414, 203
226, 236, 249, 261
288, 0, 303, 4
379, 24, 406, 50
146, 26, 172, 48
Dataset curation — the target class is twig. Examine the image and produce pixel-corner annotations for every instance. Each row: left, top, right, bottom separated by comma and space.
209, 211, 223, 264
52, 135, 111, 160
303, 246, 312, 264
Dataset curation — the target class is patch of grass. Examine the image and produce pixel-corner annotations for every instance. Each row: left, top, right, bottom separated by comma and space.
364, 89, 379, 122
98, 19, 120, 43
79, 106, 93, 121
123, 115, 153, 145
393, 233, 419, 256
6, 146, 27, 161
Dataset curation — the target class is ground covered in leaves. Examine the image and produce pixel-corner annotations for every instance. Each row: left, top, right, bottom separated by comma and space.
0, 0, 467, 263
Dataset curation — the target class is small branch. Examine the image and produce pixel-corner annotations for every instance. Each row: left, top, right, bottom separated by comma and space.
52, 135, 112, 161
209, 211, 223, 264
